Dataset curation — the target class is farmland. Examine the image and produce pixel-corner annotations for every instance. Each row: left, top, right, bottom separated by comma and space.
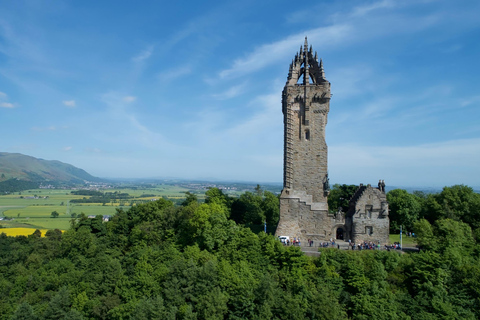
0, 181, 281, 235
0, 184, 198, 233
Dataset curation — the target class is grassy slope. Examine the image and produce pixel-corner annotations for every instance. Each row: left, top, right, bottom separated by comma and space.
0, 152, 101, 182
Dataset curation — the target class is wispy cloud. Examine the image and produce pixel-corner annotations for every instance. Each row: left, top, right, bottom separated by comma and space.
31, 126, 57, 131
132, 45, 154, 62
217, 0, 458, 80
100, 91, 175, 150
350, 0, 395, 17
0, 92, 16, 108
85, 147, 102, 153
0, 102, 15, 108
226, 91, 281, 138
123, 96, 136, 103
460, 95, 480, 107
62, 100, 76, 108
157, 66, 192, 83
212, 82, 247, 100
217, 25, 350, 79
62, 146, 72, 151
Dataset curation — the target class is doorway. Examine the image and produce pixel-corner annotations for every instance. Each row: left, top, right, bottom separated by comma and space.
336, 227, 344, 240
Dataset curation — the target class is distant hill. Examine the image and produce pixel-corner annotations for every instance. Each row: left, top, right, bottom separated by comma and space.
0, 152, 103, 191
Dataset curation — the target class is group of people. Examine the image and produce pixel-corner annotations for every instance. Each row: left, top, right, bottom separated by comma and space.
385, 242, 402, 250
284, 237, 301, 246
348, 240, 381, 250
280, 237, 401, 251
302, 238, 337, 248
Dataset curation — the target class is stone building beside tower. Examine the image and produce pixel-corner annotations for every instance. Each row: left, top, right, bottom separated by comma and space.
275, 38, 389, 244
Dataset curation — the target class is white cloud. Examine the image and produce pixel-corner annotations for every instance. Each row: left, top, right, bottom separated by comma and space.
63, 146, 72, 151
460, 95, 480, 107
226, 92, 281, 138
0, 92, 7, 99
217, 0, 456, 80
31, 126, 56, 131
62, 100, 76, 107
85, 147, 102, 153
217, 25, 351, 79
100, 91, 175, 150
350, 0, 395, 18
0, 102, 14, 108
157, 66, 192, 83
123, 96, 136, 103
132, 45, 154, 62
212, 83, 247, 100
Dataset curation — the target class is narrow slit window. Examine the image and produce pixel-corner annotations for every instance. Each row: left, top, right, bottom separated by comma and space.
305, 129, 310, 140
366, 226, 373, 236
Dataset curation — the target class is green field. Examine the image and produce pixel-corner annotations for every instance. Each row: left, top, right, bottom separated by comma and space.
389, 234, 417, 247
0, 185, 197, 232
1, 217, 72, 230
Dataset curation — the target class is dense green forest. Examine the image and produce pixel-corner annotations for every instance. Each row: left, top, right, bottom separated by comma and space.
1, 186, 480, 319
0, 178, 40, 193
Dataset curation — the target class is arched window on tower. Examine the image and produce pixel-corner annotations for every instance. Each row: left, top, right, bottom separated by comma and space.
305, 129, 310, 141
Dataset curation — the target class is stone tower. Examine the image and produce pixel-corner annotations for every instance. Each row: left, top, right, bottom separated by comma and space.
275, 37, 335, 241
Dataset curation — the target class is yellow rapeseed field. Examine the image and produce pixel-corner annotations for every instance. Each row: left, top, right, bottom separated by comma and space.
0, 228, 51, 237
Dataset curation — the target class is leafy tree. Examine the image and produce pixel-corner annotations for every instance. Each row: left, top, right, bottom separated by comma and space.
205, 187, 231, 211
231, 192, 264, 225
262, 191, 279, 226
387, 189, 421, 233
421, 185, 480, 230
32, 229, 42, 238
132, 296, 176, 320
328, 184, 357, 212
181, 192, 198, 207
45, 229, 63, 241
11, 302, 37, 320
254, 184, 263, 196
414, 219, 437, 251
51, 210, 60, 218
43, 286, 84, 320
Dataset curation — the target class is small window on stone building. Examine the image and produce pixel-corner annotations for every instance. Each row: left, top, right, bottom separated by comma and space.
305, 129, 310, 140
366, 205, 372, 219
366, 226, 373, 236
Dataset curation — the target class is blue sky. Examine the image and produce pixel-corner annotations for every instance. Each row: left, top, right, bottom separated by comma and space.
1, 0, 479, 187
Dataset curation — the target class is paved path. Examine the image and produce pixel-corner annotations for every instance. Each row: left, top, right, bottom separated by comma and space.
297, 240, 419, 256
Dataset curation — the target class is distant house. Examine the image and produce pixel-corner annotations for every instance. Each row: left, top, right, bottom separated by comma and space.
102, 215, 111, 222
87, 215, 96, 219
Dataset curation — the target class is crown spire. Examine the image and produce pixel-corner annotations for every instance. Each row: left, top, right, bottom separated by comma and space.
319, 58, 326, 80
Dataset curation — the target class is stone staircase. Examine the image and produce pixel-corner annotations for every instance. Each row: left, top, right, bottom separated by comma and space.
290, 191, 327, 211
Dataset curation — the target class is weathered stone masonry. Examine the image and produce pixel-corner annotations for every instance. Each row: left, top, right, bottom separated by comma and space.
275, 38, 389, 244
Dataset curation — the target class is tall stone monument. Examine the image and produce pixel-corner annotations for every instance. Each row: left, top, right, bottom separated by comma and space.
275, 37, 332, 241
275, 37, 390, 244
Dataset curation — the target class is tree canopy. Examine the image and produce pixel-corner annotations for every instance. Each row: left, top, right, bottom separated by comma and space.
0, 185, 479, 319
